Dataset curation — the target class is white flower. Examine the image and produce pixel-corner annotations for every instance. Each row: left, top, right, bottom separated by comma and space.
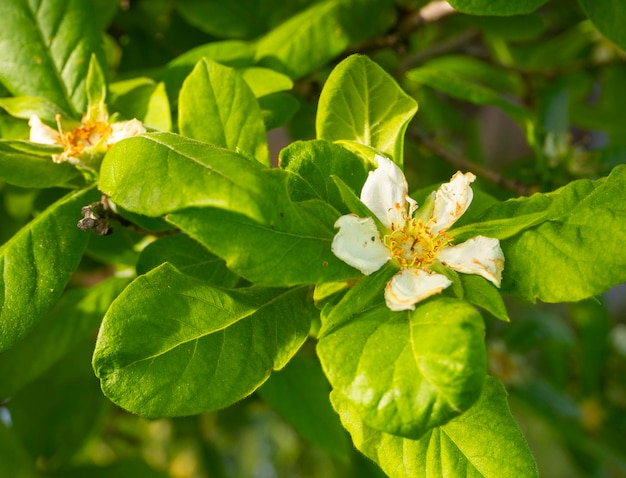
332, 155, 504, 311
28, 113, 146, 164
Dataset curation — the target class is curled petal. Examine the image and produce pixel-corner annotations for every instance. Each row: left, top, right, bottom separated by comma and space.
430, 171, 475, 235
360, 155, 417, 228
29, 115, 61, 145
332, 215, 391, 275
385, 268, 452, 311
438, 235, 504, 287
109, 118, 146, 145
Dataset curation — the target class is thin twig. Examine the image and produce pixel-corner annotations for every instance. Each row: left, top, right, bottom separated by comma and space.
408, 129, 531, 196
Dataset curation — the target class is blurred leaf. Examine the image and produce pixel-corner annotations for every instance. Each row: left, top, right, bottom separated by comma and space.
0, 186, 98, 352
255, 0, 396, 79
317, 55, 418, 165
46, 461, 169, 478
0, 276, 130, 398
0, 0, 106, 115
578, 0, 626, 51
0, 96, 73, 124
238, 67, 293, 97
178, 59, 268, 165
110, 79, 172, 132
332, 377, 538, 477
407, 66, 533, 127
136, 233, 238, 287
447, 0, 548, 15
176, 0, 316, 39
456, 165, 626, 302
0, 421, 33, 478
93, 263, 314, 417
0, 140, 80, 188
258, 353, 350, 460
318, 298, 486, 438
258, 92, 300, 130
8, 338, 109, 470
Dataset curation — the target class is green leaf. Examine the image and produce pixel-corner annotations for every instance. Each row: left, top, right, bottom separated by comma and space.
109, 79, 172, 132
255, 0, 396, 79
178, 59, 268, 165
0, 277, 130, 398
459, 165, 626, 302
85, 54, 107, 123
136, 234, 238, 287
162, 40, 256, 103
175, 0, 315, 39
99, 132, 270, 219
0, 96, 73, 124
0, 140, 80, 188
447, 0, 548, 16
100, 133, 357, 287
258, 353, 350, 460
318, 298, 486, 438
238, 67, 293, 98
460, 274, 509, 322
317, 55, 418, 165
93, 263, 314, 417
8, 338, 110, 469
578, 0, 626, 51
0, 186, 98, 352
279, 139, 369, 214
258, 92, 300, 130
331, 377, 538, 478
407, 66, 533, 127
0, 0, 106, 115
167, 198, 356, 287
0, 422, 33, 478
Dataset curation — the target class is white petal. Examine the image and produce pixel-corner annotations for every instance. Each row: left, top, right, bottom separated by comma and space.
108, 118, 146, 144
332, 215, 391, 275
29, 115, 61, 145
360, 155, 416, 228
384, 268, 452, 311
438, 236, 504, 287
430, 171, 475, 235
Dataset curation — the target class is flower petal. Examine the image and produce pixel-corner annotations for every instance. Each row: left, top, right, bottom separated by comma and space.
438, 235, 504, 286
28, 115, 61, 145
360, 155, 417, 228
430, 171, 475, 235
109, 118, 146, 144
385, 268, 452, 311
332, 215, 391, 275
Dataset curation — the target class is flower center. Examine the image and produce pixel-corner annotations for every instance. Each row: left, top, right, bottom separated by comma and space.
384, 216, 448, 269
55, 114, 112, 162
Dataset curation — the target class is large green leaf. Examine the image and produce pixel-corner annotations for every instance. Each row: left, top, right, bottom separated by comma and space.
318, 298, 486, 438
0, 277, 129, 398
578, 0, 626, 51
99, 132, 270, 220
0, 0, 105, 115
258, 353, 351, 460
447, 0, 548, 16
331, 377, 538, 478
0, 422, 33, 478
317, 55, 418, 165
92, 263, 314, 417
454, 165, 626, 302
255, 0, 396, 79
100, 132, 357, 287
0, 140, 80, 188
0, 186, 98, 352
136, 233, 238, 287
178, 59, 268, 165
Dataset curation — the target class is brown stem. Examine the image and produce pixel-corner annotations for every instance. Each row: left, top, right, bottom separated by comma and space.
408, 129, 531, 196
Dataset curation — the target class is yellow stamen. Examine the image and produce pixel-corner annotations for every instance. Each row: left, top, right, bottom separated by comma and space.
383, 216, 448, 269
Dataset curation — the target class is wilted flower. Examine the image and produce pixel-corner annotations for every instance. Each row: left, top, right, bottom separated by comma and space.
332, 155, 504, 311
